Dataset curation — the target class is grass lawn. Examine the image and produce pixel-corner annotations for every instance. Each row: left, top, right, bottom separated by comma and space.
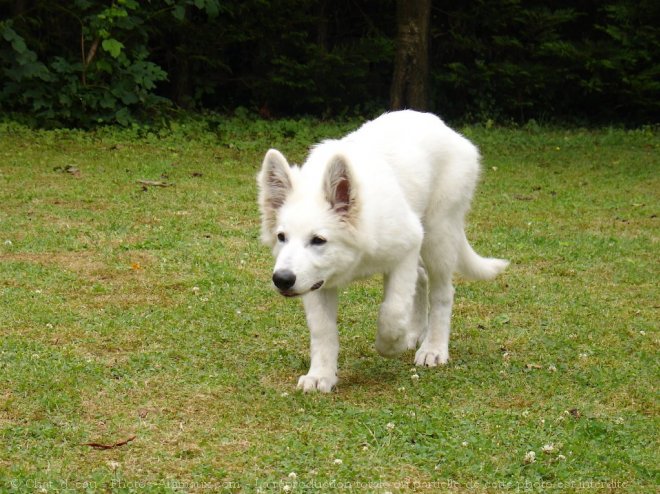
0, 118, 657, 493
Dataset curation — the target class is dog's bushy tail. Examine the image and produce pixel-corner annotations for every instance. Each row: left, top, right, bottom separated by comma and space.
457, 234, 509, 281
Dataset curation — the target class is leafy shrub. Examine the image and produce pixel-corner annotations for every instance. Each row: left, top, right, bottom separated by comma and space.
0, 0, 218, 127
431, 1, 660, 124
0, 0, 657, 126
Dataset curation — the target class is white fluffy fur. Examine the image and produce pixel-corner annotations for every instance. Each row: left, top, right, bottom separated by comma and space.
258, 110, 508, 393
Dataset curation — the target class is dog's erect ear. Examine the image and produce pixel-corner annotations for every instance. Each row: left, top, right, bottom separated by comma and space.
259, 149, 292, 210
324, 154, 358, 221
258, 149, 293, 244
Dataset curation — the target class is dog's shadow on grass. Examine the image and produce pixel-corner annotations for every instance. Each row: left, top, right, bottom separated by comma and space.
285, 350, 452, 396
338, 352, 427, 393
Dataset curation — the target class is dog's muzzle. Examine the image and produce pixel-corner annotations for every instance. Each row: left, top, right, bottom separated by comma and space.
272, 269, 296, 291
272, 270, 324, 297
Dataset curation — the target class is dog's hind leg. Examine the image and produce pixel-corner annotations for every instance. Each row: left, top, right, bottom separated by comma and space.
407, 261, 428, 350
375, 250, 419, 358
415, 221, 460, 367
415, 270, 454, 366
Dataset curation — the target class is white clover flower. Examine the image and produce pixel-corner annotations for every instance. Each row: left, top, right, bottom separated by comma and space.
288, 472, 297, 479
192, 286, 200, 293
542, 444, 555, 454
557, 454, 566, 461
280, 392, 289, 398
333, 458, 343, 465
411, 373, 420, 381
282, 485, 291, 493
386, 422, 395, 431
523, 451, 536, 464
461, 441, 468, 447
548, 364, 557, 372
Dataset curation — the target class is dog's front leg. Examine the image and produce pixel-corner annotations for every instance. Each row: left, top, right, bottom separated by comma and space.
297, 288, 339, 393
375, 251, 419, 358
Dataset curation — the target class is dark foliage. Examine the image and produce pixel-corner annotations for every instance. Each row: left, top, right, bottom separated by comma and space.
0, 0, 657, 126
431, 0, 660, 124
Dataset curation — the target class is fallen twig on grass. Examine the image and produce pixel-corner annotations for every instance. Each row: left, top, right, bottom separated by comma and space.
82, 435, 136, 450
137, 179, 173, 188
53, 165, 82, 177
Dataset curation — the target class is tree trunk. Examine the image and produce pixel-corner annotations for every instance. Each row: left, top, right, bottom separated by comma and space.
390, 0, 431, 111
317, 0, 329, 50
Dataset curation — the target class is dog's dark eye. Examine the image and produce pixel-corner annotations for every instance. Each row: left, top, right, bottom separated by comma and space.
277, 232, 286, 242
310, 235, 327, 246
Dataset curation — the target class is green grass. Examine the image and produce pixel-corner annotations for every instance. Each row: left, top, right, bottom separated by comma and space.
0, 119, 657, 493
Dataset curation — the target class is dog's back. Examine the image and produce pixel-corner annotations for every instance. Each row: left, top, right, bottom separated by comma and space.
313, 110, 482, 226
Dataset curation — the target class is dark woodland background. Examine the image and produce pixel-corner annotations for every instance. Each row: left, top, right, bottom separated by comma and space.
1, 0, 658, 127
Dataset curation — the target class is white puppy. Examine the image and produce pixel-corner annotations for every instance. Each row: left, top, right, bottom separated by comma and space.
258, 110, 508, 392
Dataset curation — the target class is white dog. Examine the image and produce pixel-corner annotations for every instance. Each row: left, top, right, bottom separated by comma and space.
258, 110, 508, 392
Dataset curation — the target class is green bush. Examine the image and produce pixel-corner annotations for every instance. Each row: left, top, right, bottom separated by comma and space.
0, 0, 657, 126
431, 1, 660, 124
0, 0, 218, 127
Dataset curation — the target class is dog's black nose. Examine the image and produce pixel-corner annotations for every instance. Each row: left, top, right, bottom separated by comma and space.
272, 269, 296, 291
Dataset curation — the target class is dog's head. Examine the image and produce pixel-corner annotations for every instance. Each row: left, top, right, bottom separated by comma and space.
257, 148, 360, 297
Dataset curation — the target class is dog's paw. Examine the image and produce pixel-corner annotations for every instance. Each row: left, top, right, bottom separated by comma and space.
297, 374, 337, 393
406, 334, 419, 351
406, 327, 427, 350
414, 345, 449, 367
375, 332, 408, 358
